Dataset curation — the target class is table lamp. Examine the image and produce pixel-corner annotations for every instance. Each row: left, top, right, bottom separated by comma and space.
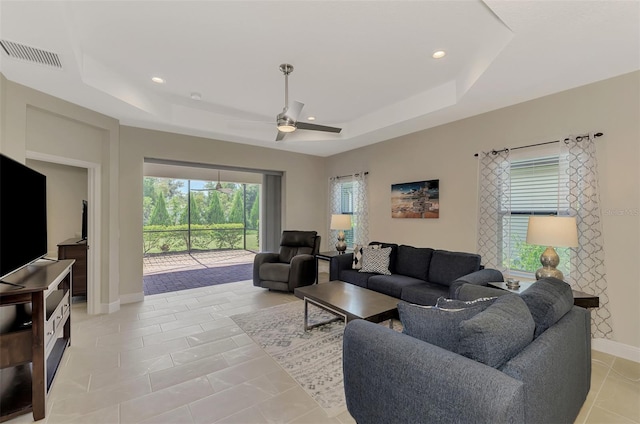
526, 216, 578, 280
330, 214, 352, 253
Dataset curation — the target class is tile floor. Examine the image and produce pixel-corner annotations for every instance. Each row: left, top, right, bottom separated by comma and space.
5, 278, 639, 424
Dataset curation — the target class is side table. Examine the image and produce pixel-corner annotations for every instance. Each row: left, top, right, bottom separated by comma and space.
488, 281, 599, 308
315, 251, 350, 283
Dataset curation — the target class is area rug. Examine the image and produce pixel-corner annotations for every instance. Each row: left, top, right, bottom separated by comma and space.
143, 263, 253, 295
231, 301, 348, 417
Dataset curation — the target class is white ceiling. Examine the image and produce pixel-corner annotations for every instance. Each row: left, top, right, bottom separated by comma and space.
1, 1, 638, 157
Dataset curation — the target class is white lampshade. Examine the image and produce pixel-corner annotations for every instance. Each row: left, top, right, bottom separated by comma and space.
526, 216, 578, 248
330, 214, 352, 230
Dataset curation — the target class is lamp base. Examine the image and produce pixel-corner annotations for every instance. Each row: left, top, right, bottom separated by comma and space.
535, 246, 564, 281
335, 231, 347, 253
535, 266, 564, 280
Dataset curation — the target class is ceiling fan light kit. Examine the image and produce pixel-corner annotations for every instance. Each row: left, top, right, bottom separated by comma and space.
274, 63, 342, 141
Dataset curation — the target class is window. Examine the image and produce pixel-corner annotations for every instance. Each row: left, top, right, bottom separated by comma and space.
501, 156, 570, 275
329, 172, 369, 249
340, 181, 354, 248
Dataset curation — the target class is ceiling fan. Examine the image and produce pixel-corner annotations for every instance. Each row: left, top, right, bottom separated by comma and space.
191, 170, 233, 195
274, 64, 342, 141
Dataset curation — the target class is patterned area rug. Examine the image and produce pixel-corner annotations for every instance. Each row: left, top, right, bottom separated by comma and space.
231, 301, 348, 417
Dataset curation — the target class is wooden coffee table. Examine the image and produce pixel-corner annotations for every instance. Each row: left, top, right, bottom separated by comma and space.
294, 280, 399, 331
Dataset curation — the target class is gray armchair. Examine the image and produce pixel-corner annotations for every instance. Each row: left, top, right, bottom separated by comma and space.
253, 230, 320, 292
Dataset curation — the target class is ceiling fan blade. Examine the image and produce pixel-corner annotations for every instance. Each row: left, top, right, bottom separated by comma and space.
276, 131, 287, 141
296, 122, 342, 133
283, 100, 304, 121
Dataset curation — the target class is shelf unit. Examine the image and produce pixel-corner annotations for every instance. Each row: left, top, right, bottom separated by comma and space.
0, 259, 74, 422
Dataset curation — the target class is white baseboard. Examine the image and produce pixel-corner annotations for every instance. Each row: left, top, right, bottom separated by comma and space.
592, 338, 640, 363
100, 299, 120, 314
120, 292, 144, 305
99, 292, 143, 314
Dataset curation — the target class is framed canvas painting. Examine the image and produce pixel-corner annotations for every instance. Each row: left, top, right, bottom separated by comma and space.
391, 179, 439, 218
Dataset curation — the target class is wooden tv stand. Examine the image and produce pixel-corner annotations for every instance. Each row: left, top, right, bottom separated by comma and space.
0, 259, 74, 422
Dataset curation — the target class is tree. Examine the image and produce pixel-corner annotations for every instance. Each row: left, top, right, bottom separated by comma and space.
249, 193, 259, 229
143, 177, 158, 201
206, 191, 225, 224
149, 193, 171, 226
228, 191, 244, 224
179, 195, 202, 225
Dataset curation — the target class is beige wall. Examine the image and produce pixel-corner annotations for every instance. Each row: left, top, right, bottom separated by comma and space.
2, 71, 638, 352
118, 126, 327, 300
25, 160, 88, 256
0, 78, 120, 310
325, 71, 640, 350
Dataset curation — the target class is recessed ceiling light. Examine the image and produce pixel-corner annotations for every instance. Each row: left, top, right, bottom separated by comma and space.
190, 92, 202, 101
307, 116, 316, 121
432, 50, 446, 59
151, 76, 165, 84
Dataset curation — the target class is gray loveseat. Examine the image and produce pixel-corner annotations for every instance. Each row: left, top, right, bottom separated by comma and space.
343, 278, 591, 424
330, 242, 503, 305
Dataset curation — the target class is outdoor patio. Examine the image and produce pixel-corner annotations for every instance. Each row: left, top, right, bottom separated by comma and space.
143, 250, 256, 295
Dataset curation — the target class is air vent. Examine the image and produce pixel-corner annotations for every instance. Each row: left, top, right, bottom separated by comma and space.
0, 40, 62, 69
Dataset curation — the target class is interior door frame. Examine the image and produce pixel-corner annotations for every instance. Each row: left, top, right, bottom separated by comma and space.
26, 151, 101, 315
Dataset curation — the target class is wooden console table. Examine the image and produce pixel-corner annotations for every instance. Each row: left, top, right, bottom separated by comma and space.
58, 238, 88, 296
0, 259, 74, 422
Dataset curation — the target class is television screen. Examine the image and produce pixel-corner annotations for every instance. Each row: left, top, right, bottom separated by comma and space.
0, 154, 48, 279
82, 200, 88, 240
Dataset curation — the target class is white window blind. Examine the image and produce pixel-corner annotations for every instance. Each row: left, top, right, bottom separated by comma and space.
502, 156, 568, 273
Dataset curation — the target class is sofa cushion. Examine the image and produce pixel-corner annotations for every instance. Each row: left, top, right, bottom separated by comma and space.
352, 244, 380, 270
400, 282, 450, 306
370, 242, 399, 273
520, 277, 574, 338
339, 269, 374, 288
259, 263, 290, 283
428, 250, 482, 286
458, 294, 535, 369
395, 245, 433, 280
398, 301, 491, 353
368, 274, 426, 299
359, 247, 392, 275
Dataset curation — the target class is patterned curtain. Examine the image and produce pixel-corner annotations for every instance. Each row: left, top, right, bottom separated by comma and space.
477, 150, 511, 272
559, 135, 612, 339
328, 172, 370, 249
351, 172, 370, 246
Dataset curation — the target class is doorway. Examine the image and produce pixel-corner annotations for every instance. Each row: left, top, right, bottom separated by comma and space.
142, 159, 282, 295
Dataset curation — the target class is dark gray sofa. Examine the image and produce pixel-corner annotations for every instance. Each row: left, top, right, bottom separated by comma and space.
343, 279, 591, 424
329, 242, 503, 305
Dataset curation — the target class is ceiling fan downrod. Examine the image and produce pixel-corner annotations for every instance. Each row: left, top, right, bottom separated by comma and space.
280, 63, 293, 110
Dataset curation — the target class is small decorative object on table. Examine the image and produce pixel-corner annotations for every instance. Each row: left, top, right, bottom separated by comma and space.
505, 278, 520, 290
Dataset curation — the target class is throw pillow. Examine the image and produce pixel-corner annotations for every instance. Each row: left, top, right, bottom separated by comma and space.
436, 296, 498, 310
398, 301, 488, 353
458, 294, 535, 369
352, 244, 381, 270
358, 247, 392, 275
520, 277, 574, 338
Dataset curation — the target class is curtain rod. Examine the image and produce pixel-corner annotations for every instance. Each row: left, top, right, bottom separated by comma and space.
334, 171, 369, 179
473, 132, 603, 157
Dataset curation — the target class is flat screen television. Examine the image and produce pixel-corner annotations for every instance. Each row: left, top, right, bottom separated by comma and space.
0, 154, 48, 280
82, 200, 88, 240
